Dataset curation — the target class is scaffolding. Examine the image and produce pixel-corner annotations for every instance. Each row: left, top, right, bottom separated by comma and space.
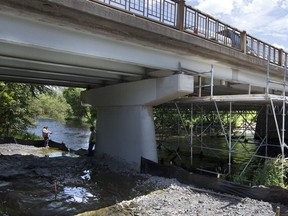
156, 60, 288, 180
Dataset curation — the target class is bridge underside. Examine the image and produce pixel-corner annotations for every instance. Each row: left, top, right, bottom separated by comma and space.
156, 93, 288, 175
0, 0, 286, 94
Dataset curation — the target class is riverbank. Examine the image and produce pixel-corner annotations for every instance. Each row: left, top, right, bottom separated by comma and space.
0, 143, 287, 215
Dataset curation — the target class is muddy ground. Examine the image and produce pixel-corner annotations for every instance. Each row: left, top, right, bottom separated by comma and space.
0, 144, 287, 216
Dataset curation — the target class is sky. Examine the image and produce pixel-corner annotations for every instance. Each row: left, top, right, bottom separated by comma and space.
186, 0, 288, 51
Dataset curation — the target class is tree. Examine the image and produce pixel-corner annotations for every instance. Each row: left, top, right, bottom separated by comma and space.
63, 88, 85, 120
63, 87, 97, 124
0, 82, 50, 137
29, 93, 72, 122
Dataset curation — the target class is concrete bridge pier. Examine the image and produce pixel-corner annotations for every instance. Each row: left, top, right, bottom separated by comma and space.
96, 106, 157, 164
81, 74, 194, 167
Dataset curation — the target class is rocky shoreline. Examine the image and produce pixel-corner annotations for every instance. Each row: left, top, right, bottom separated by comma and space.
0, 143, 287, 216
88, 185, 279, 216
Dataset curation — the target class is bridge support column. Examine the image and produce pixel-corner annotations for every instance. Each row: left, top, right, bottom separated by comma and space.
96, 106, 157, 164
81, 74, 194, 167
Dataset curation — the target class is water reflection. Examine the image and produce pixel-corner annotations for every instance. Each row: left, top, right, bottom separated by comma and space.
28, 118, 90, 150
157, 135, 258, 175
63, 187, 96, 203
44, 151, 79, 158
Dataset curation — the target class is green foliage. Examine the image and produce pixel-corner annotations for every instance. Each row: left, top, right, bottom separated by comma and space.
83, 106, 97, 125
63, 88, 84, 119
0, 83, 96, 138
154, 106, 191, 137
233, 156, 288, 187
29, 93, 72, 122
232, 173, 248, 185
252, 156, 287, 187
63, 87, 97, 124
0, 82, 49, 136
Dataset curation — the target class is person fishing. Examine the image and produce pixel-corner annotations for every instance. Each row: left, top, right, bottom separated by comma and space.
42, 126, 52, 147
88, 125, 96, 156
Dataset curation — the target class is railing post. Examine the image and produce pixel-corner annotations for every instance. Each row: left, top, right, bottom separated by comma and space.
279, 49, 283, 66
283, 51, 286, 66
240, 31, 247, 54
176, 0, 185, 31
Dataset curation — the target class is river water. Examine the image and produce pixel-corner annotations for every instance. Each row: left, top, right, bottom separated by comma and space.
28, 118, 91, 150
28, 118, 258, 174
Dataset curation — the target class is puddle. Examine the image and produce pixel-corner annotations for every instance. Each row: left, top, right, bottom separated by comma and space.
0, 152, 152, 215
43, 151, 79, 158
36, 147, 79, 158
63, 186, 97, 203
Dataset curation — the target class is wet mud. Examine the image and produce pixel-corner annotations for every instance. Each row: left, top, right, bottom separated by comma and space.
0, 145, 154, 216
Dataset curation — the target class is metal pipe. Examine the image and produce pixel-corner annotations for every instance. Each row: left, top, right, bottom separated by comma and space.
281, 60, 287, 161
190, 103, 194, 167
196, 168, 221, 176
201, 105, 203, 151
198, 76, 202, 97
281, 59, 287, 182
239, 143, 263, 177
210, 64, 214, 96
265, 104, 269, 158
266, 54, 270, 95
175, 103, 189, 137
214, 101, 229, 145
228, 102, 232, 174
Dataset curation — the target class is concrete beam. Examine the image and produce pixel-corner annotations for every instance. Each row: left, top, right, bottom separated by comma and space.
81, 74, 194, 167
81, 74, 194, 106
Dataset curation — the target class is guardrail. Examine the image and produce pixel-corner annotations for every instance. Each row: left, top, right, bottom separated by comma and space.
93, 0, 286, 67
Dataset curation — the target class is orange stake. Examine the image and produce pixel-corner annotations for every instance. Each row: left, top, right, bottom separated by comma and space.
54, 180, 57, 193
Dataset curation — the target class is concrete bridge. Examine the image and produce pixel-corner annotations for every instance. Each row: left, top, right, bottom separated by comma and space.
1, 0, 287, 167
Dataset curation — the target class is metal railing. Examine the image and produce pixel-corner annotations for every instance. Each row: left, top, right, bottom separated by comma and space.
97, 0, 178, 26
93, 0, 286, 66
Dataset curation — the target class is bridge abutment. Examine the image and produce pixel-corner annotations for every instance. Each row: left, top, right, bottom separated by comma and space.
81, 74, 194, 167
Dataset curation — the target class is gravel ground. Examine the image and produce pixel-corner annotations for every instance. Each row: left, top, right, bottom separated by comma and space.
85, 176, 284, 216
117, 184, 277, 216
1, 143, 287, 216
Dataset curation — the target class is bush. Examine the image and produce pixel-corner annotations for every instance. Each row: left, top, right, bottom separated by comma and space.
252, 155, 287, 187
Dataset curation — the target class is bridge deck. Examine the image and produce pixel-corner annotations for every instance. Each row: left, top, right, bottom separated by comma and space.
171, 94, 286, 112
1, 0, 287, 90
